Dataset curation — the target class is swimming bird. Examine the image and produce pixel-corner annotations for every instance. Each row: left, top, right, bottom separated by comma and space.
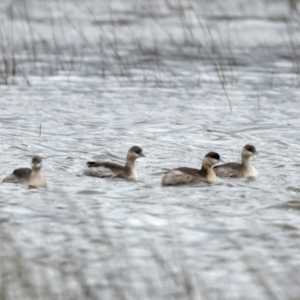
84, 146, 145, 180
213, 144, 259, 178
2, 156, 47, 187
161, 152, 221, 186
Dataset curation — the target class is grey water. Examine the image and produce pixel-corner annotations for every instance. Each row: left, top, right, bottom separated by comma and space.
1, 0, 300, 299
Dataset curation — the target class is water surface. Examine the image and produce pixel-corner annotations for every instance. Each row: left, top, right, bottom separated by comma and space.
1, 0, 300, 299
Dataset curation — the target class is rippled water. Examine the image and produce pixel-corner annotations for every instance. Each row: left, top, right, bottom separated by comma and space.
1, 0, 300, 299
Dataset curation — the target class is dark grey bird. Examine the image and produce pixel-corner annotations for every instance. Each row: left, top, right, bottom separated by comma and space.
162, 152, 221, 186
213, 144, 259, 178
84, 146, 145, 180
2, 156, 47, 187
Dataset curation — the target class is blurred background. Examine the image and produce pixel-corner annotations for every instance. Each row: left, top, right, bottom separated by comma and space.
1, 0, 300, 299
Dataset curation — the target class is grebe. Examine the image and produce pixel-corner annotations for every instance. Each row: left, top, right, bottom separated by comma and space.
162, 152, 221, 186
2, 156, 47, 187
84, 146, 145, 180
213, 144, 259, 178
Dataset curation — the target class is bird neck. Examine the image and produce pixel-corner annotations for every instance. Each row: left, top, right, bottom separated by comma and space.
32, 167, 41, 174
200, 163, 216, 182
125, 158, 136, 170
242, 156, 251, 168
